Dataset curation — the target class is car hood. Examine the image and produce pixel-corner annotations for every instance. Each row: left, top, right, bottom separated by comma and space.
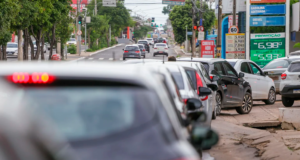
6, 48, 17, 52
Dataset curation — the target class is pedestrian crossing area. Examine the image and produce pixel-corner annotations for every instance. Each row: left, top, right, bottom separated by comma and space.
84, 57, 124, 61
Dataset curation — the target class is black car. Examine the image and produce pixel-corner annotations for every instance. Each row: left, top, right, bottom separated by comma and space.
177, 58, 253, 115
123, 45, 142, 60
3, 63, 219, 160
153, 38, 158, 44
138, 40, 150, 53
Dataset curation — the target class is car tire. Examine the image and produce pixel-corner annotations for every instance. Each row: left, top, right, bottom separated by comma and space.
123, 58, 126, 61
143, 55, 146, 58
282, 97, 294, 107
215, 92, 222, 116
236, 92, 253, 114
153, 54, 155, 57
263, 88, 276, 105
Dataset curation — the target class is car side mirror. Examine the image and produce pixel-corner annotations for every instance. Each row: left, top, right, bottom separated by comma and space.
207, 84, 218, 91
186, 98, 202, 110
211, 70, 218, 75
190, 125, 219, 150
264, 72, 268, 76
122, 49, 124, 50
198, 87, 212, 96
239, 72, 245, 78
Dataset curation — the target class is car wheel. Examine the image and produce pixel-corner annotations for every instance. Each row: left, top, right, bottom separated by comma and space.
143, 55, 146, 58
282, 97, 294, 107
263, 88, 276, 105
153, 54, 155, 57
236, 92, 253, 114
123, 58, 126, 61
215, 92, 222, 116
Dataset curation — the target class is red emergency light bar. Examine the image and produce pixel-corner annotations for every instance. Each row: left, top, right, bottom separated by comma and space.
8, 72, 55, 84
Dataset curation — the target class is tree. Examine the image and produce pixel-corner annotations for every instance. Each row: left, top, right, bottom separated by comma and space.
134, 26, 152, 40
162, 5, 174, 15
169, 2, 215, 44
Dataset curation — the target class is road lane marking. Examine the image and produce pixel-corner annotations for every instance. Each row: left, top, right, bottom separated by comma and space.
99, 58, 104, 60
88, 58, 93, 60
120, 58, 123, 60
109, 58, 113, 61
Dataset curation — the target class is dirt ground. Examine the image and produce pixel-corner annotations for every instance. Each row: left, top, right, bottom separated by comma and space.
209, 97, 300, 160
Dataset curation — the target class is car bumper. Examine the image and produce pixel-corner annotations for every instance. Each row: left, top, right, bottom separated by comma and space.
123, 54, 141, 58
281, 85, 300, 99
154, 51, 168, 55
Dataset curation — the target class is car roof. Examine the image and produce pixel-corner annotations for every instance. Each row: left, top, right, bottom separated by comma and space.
125, 45, 139, 47
155, 43, 167, 45
123, 59, 162, 64
177, 57, 225, 63
165, 62, 199, 69
142, 62, 182, 72
291, 60, 300, 63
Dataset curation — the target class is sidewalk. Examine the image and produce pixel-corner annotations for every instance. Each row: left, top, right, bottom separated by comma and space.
65, 44, 124, 62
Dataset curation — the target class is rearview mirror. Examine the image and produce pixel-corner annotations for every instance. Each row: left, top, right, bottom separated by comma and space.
207, 84, 218, 92
239, 72, 245, 78
211, 76, 219, 81
264, 72, 268, 76
198, 87, 212, 96
190, 125, 219, 150
186, 98, 202, 110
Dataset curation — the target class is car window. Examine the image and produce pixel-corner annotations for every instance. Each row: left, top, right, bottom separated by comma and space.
21, 87, 156, 141
147, 39, 152, 41
125, 46, 139, 51
155, 44, 167, 47
263, 59, 290, 69
6, 44, 18, 48
170, 72, 184, 90
249, 63, 263, 76
199, 64, 210, 82
70, 38, 76, 41
223, 62, 238, 77
200, 62, 210, 72
138, 41, 147, 44
288, 62, 300, 72
185, 69, 196, 90
214, 63, 226, 76
241, 62, 251, 74
138, 45, 144, 49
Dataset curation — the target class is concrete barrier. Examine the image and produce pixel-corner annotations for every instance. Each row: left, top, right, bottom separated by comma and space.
279, 108, 300, 130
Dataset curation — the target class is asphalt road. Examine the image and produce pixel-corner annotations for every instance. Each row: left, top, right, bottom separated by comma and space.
79, 43, 178, 62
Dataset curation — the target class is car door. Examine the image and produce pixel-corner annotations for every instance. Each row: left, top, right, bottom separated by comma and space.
213, 62, 234, 106
240, 62, 260, 99
249, 62, 269, 99
222, 62, 244, 104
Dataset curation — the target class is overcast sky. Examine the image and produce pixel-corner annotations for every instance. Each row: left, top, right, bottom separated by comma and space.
124, 0, 168, 28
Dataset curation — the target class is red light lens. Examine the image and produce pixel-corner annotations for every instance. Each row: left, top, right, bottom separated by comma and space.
210, 76, 213, 80
135, 51, 140, 53
124, 51, 129, 53
281, 73, 287, 80
9, 72, 54, 84
154, 48, 157, 49
183, 99, 188, 104
143, 49, 145, 51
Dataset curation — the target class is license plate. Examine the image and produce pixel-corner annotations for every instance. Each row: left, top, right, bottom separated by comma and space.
293, 89, 300, 93
130, 55, 134, 57
159, 51, 163, 53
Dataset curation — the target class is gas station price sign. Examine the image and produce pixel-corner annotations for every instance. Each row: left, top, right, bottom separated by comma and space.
250, 33, 285, 67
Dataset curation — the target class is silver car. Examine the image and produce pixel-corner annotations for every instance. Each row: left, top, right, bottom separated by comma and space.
262, 56, 300, 93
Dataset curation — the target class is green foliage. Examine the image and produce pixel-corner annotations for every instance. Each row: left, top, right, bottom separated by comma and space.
162, 5, 174, 15
134, 26, 153, 39
67, 44, 76, 54
169, 1, 215, 44
294, 43, 300, 49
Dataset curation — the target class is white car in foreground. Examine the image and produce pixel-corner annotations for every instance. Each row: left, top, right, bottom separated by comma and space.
6, 42, 18, 57
153, 43, 169, 57
280, 60, 300, 107
228, 59, 276, 105
66, 38, 77, 45
146, 38, 154, 45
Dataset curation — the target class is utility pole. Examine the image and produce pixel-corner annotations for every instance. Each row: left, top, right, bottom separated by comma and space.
95, 0, 97, 15
199, 0, 202, 57
186, 25, 188, 52
192, 5, 196, 57
18, 30, 23, 61
77, 0, 80, 55
233, 0, 236, 26
109, 24, 111, 47
217, 0, 222, 58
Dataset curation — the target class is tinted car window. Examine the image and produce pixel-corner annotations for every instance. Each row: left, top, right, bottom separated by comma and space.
22, 87, 155, 141
138, 45, 144, 49
223, 62, 237, 77
7, 44, 18, 48
198, 64, 210, 83
156, 44, 167, 47
201, 63, 210, 72
249, 63, 263, 76
241, 62, 251, 74
264, 59, 290, 69
125, 46, 139, 51
214, 63, 226, 76
138, 41, 148, 44
170, 72, 184, 90
185, 70, 196, 90
288, 62, 300, 72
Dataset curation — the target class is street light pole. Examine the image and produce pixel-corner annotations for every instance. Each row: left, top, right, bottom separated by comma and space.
217, 0, 222, 58
85, 10, 87, 50
186, 25, 188, 52
77, 0, 80, 55
233, 0, 236, 26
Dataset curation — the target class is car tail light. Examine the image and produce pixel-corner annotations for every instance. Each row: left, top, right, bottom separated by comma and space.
9, 72, 55, 84
281, 73, 287, 80
210, 76, 213, 80
154, 48, 157, 49
165, 48, 168, 49
135, 51, 140, 53
201, 96, 208, 101
124, 51, 129, 53
143, 49, 145, 51
182, 99, 188, 104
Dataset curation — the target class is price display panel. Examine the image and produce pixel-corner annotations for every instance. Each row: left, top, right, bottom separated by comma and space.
250, 33, 285, 67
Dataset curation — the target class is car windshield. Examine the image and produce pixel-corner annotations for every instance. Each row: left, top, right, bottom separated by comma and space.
138, 45, 144, 49
288, 62, 300, 72
69, 38, 76, 41
19, 87, 156, 141
170, 72, 184, 90
263, 59, 290, 69
125, 46, 139, 51
156, 44, 166, 47
228, 61, 237, 67
138, 41, 147, 44
7, 44, 17, 48
147, 39, 152, 41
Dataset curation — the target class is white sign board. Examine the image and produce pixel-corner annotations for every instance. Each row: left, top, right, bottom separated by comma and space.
198, 31, 205, 40
103, 0, 116, 7
292, 2, 300, 31
228, 15, 239, 29
226, 33, 245, 59
215, 0, 246, 15
85, 16, 91, 23
229, 26, 239, 34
